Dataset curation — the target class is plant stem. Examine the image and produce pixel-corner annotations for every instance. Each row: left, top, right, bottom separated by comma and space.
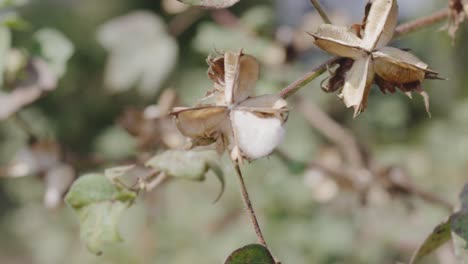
234, 164, 267, 247
279, 57, 339, 99
278, 7, 451, 99
393, 8, 450, 38
309, 0, 332, 24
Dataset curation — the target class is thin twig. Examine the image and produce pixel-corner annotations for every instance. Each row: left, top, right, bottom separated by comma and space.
309, 0, 332, 24
234, 164, 268, 247
394, 8, 450, 38
279, 57, 340, 99
395, 182, 453, 211
278, 7, 451, 99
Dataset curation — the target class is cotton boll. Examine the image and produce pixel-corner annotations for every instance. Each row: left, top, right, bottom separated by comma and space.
231, 110, 285, 160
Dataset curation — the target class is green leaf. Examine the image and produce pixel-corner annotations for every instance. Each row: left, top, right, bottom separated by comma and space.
65, 173, 137, 255
34, 28, 74, 78
76, 201, 128, 255
409, 219, 452, 264
146, 150, 224, 201
65, 173, 136, 208
225, 244, 275, 264
96, 11, 178, 96
177, 0, 239, 9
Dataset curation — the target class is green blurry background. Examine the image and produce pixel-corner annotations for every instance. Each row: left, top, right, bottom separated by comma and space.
0, 0, 467, 263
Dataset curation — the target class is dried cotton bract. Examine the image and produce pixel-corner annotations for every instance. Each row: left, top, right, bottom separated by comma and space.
311, 0, 442, 117
446, 0, 468, 40
171, 50, 288, 163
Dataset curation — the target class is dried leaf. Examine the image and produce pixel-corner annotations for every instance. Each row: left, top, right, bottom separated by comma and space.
177, 0, 240, 9
361, 0, 398, 50
340, 56, 374, 117
311, 24, 365, 59
223, 51, 240, 105
373, 47, 430, 83
172, 106, 229, 138
409, 218, 452, 264
234, 54, 259, 104
447, 0, 466, 41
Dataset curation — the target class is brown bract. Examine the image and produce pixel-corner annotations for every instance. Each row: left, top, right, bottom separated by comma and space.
171, 50, 288, 163
447, 0, 468, 40
311, 0, 442, 117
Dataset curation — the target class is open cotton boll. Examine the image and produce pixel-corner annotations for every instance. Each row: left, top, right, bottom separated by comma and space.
231, 110, 285, 160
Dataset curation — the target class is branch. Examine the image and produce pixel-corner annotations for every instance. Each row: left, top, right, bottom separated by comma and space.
279, 8, 451, 99
309, 0, 332, 24
279, 57, 339, 99
393, 8, 450, 38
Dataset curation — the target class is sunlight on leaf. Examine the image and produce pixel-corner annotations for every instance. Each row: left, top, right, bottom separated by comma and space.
65, 173, 137, 255
224, 244, 275, 264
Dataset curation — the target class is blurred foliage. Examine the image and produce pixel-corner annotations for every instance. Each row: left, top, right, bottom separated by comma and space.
0, 0, 468, 263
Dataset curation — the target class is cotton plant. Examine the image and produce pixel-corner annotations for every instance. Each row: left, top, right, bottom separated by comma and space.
171, 50, 288, 163
311, 0, 441, 117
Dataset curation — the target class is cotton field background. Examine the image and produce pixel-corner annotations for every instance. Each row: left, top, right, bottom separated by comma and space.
0, 0, 468, 263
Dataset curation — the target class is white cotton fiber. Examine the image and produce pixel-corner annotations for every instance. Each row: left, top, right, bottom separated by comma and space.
231, 110, 285, 160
